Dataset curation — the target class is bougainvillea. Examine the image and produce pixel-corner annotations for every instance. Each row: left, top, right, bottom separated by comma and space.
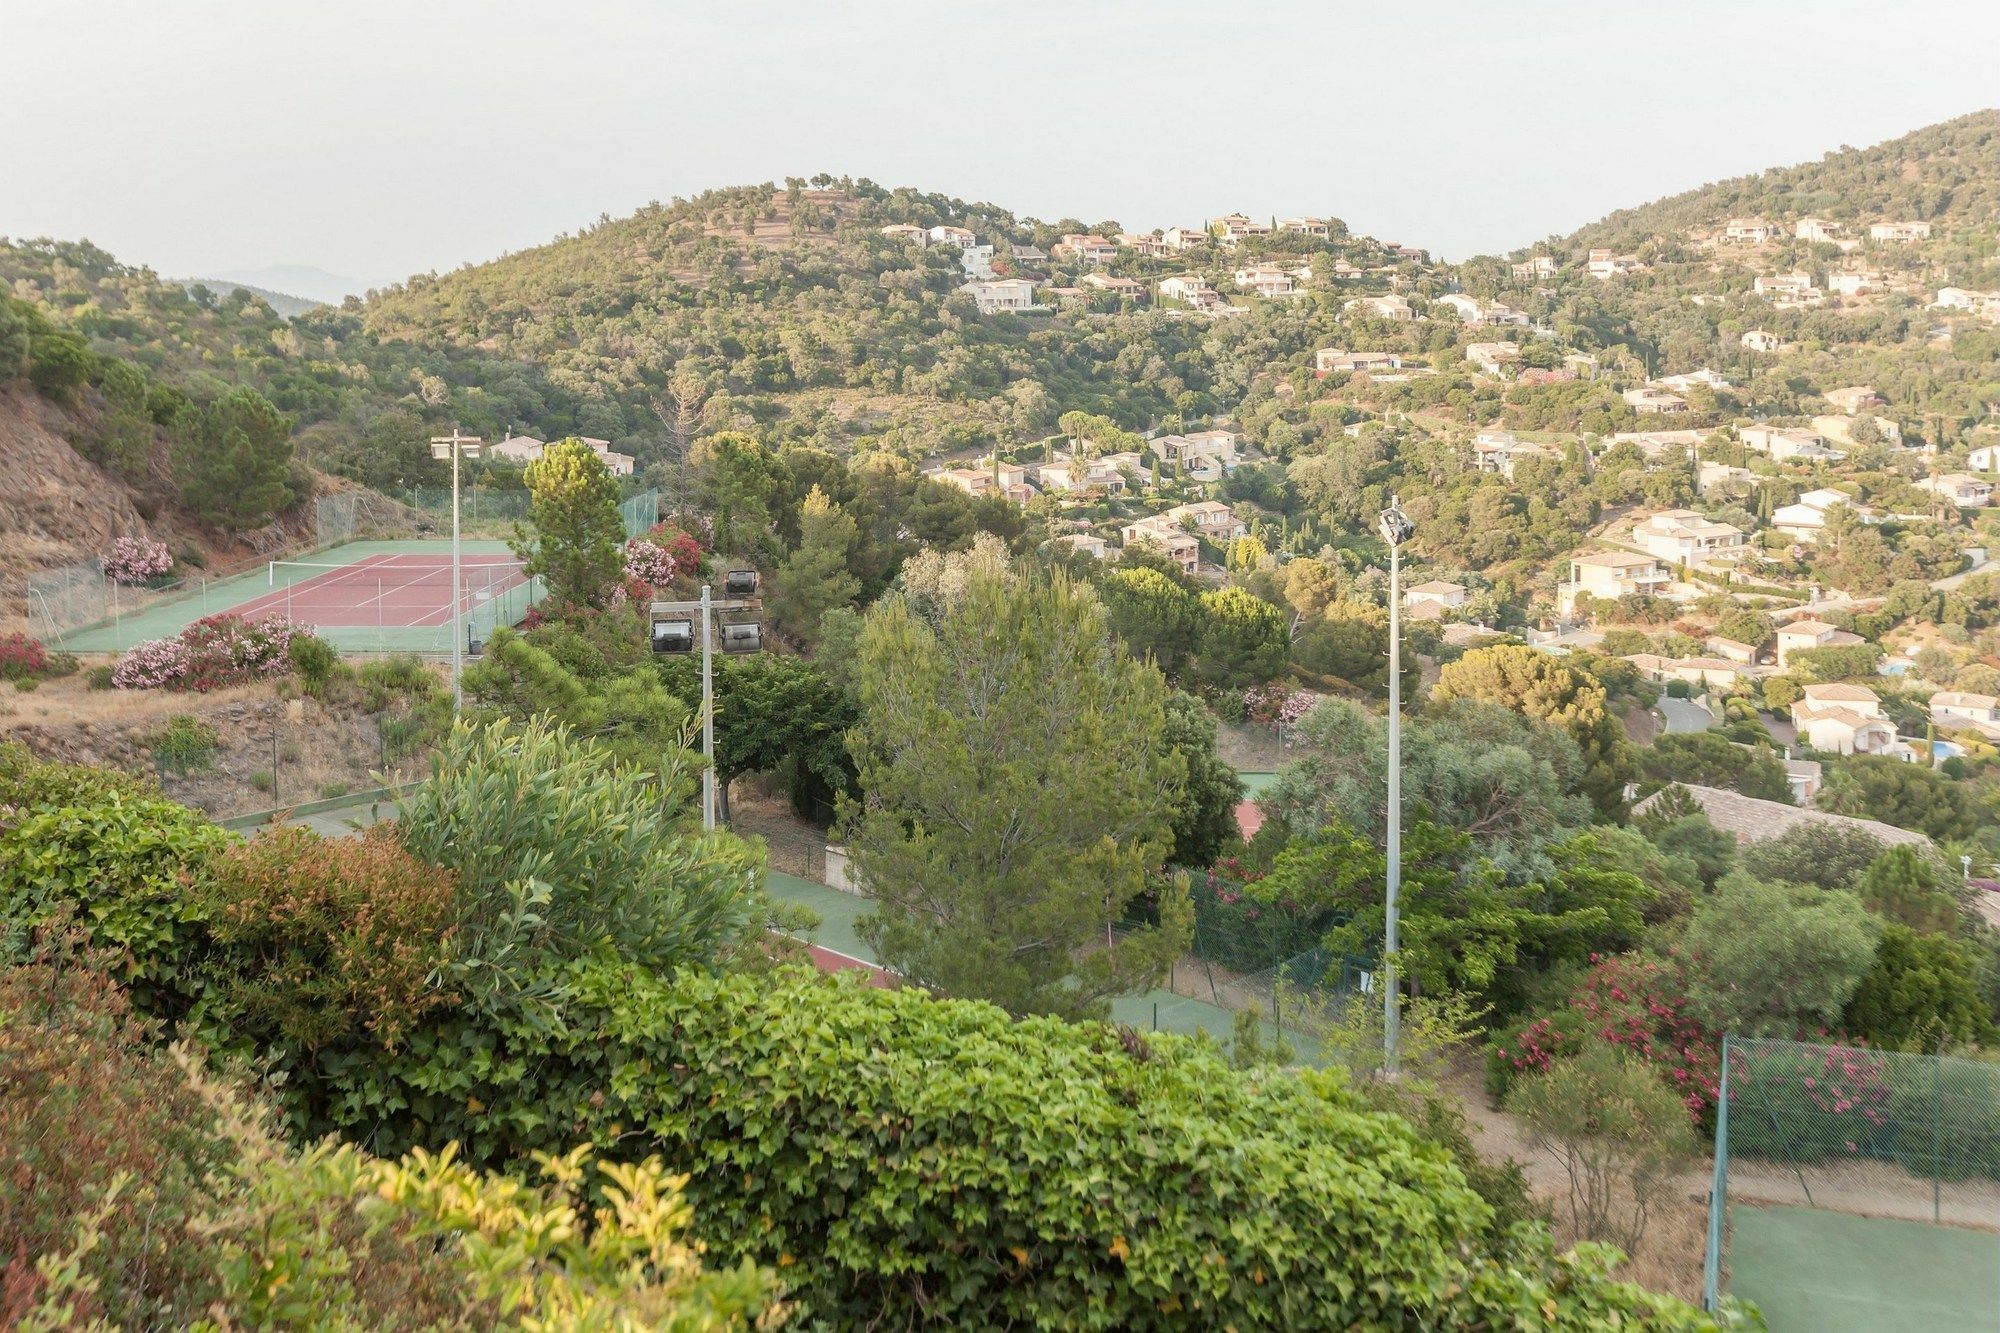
104, 536, 174, 586
113, 613, 312, 692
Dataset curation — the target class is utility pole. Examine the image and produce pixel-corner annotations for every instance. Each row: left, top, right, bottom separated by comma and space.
1377, 495, 1415, 1077
700, 582, 715, 830
430, 429, 483, 713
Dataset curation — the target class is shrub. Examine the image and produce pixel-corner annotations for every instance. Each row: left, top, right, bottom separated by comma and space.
199, 825, 460, 1050
11, 676, 36, 693
103, 535, 174, 585
113, 612, 310, 691
0, 948, 782, 1330
1843, 925, 1994, 1052
147, 714, 221, 775
1683, 876, 1877, 1038
86, 663, 115, 690
339, 963, 1715, 1330
287, 631, 341, 695
390, 718, 764, 1009
1506, 1043, 1698, 1252
0, 632, 49, 681
0, 748, 232, 1021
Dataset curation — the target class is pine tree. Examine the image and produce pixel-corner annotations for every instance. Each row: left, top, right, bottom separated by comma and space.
767, 486, 860, 648
515, 438, 625, 609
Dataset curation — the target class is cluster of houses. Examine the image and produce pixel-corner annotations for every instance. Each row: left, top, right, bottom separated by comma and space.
1715, 216, 1933, 248
930, 429, 1242, 504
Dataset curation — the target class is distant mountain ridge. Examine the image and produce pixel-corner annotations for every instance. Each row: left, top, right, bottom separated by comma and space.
176, 278, 321, 318
203, 263, 364, 305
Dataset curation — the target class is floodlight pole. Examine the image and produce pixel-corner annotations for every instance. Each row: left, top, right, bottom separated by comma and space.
1378, 496, 1414, 1079
430, 429, 482, 714
700, 582, 715, 830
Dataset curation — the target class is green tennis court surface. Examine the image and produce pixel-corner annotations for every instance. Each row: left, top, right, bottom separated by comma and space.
1728, 1204, 2000, 1332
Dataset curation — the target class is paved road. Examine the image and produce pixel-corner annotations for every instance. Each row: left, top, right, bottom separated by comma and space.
1657, 698, 1715, 734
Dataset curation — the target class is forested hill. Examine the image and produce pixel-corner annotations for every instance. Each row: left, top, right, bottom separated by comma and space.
1555, 109, 2000, 254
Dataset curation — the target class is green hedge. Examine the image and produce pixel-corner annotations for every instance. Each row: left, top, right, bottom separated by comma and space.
315, 963, 1725, 1330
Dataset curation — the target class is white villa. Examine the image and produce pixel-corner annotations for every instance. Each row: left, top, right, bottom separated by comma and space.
1775, 618, 1866, 668
1739, 424, 1841, 462
1623, 387, 1689, 415
1472, 430, 1561, 479
1772, 488, 1860, 543
1465, 342, 1523, 375
1792, 684, 1905, 758
1315, 348, 1404, 375
1630, 509, 1746, 564
1343, 294, 1416, 321
1562, 550, 1672, 613
488, 434, 634, 476
1741, 329, 1783, 353
959, 278, 1044, 314
1868, 221, 1932, 242
1917, 473, 1993, 507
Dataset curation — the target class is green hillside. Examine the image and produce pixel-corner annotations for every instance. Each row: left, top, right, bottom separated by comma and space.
1560, 109, 2000, 252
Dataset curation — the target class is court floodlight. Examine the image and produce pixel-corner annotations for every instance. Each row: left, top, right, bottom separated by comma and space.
652, 619, 695, 654
723, 569, 760, 596
720, 621, 762, 653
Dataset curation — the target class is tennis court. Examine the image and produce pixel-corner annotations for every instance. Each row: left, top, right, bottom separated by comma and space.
1727, 1204, 1999, 1331
49, 539, 545, 655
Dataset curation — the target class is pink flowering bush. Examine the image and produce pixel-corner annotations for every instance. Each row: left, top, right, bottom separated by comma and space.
1242, 686, 1317, 729
0, 633, 50, 682
623, 523, 706, 591
104, 536, 175, 586
1489, 953, 1724, 1123
113, 612, 312, 692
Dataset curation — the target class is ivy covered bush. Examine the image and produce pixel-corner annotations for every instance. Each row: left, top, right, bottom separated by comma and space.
315, 963, 1726, 1330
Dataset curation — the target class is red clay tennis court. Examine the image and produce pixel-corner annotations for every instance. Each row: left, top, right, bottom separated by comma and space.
236, 551, 541, 652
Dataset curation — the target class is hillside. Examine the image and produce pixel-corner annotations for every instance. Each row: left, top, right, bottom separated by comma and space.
1559, 109, 2000, 253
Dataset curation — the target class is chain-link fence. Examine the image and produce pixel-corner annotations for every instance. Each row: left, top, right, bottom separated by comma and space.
1703, 1036, 2000, 1325
620, 488, 660, 539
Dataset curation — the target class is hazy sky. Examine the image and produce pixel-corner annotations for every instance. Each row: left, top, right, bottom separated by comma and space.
8, 1, 1999, 296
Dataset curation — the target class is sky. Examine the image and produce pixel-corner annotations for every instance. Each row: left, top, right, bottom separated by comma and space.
8, 1, 1999, 299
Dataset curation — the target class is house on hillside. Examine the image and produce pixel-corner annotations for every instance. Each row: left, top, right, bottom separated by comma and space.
1930, 691, 2000, 725
1160, 500, 1246, 541
1052, 533, 1109, 560
1235, 265, 1298, 298
1869, 221, 1932, 242
1739, 424, 1839, 462
1512, 255, 1559, 279
1623, 387, 1689, 415
1706, 635, 1761, 665
1279, 216, 1331, 236
1755, 271, 1820, 305
1159, 226, 1207, 252
1433, 293, 1483, 322
1080, 272, 1146, 299
1824, 386, 1882, 415
1795, 218, 1843, 243
880, 223, 930, 245
1740, 329, 1783, 353
1115, 232, 1167, 257
1772, 488, 1861, 543
1791, 684, 1906, 758
1211, 213, 1271, 247
1149, 430, 1240, 482
1723, 217, 1778, 244
1935, 287, 2000, 322
929, 224, 977, 248
1404, 579, 1467, 613
1054, 234, 1118, 264
1561, 550, 1672, 613
1465, 342, 1522, 376
1009, 243, 1049, 267
1630, 509, 1745, 564
1343, 294, 1415, 321
1586, 250, 1645, 280
1698, 461, 1755, 493
1828, 271, 1888, 297
1653, 369, 1731, 393
1315, 348, 1404, 375
960, 278, 1043, 314
1917, 473, 1993, 507
1472, 430, 1560, 479
1775, 618, 1865, 668
1118, 516, 1201, 574
489, 434, 634, 476
1158, 275, 1223, 310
